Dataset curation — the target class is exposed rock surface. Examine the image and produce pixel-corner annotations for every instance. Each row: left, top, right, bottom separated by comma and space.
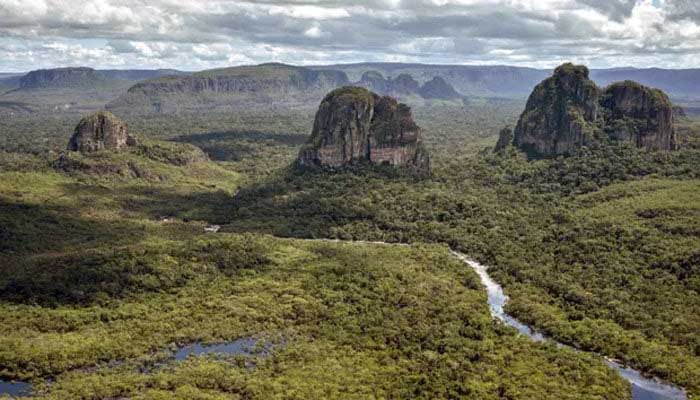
494, 126, 514, 152
297, 87, 430, 174
509, 63, 677, 157
68, 111, 136, 152
513, 64, 600, 157
600, 81, 676, 150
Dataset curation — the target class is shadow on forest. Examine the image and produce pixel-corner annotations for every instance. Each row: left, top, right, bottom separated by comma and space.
172, 129, 308, 161
0, 198, 145, 257
0, 198, 154, 305
223, 165, 418, 239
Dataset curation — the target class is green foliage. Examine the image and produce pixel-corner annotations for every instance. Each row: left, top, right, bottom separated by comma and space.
0, 237, 629, 399
1, 101, 698, 398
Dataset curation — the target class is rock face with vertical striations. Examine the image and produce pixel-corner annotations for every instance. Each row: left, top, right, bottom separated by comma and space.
508, 63, 677, 157
297, 87, 430, 175
513, 63, 600, 157
68, 111, 136, 153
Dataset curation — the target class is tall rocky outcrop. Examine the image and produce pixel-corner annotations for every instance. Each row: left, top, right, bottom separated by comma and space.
513, 64, 600, 157
68, 111, 136, 153
508, 63, 676, 157
297, 87, 430, 174
600, 81, 675, 150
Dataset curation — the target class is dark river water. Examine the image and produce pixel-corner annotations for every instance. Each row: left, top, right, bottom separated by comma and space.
451, 251, 687, 400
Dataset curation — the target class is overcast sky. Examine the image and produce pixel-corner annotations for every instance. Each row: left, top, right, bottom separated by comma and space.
0, 0, 698, 72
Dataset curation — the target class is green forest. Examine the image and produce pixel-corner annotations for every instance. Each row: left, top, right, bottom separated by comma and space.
1, 100, 698, 398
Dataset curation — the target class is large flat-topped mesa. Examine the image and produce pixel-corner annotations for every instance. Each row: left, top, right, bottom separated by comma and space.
510, 63, 676, 157
297, 86, 430, 174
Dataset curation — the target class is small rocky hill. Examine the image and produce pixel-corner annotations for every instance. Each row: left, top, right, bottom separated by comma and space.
419, 76, 462, 100
357, 71, 463, 100
68, 110, 137, 153
508, 63, 676, 157
107, 63, 350, 114
297, 86, 430, 175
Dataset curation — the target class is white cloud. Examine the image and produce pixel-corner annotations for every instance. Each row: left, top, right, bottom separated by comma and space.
0, 0, 698, 71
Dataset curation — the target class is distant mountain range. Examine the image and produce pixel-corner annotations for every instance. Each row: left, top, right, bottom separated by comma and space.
1, 63, 699, 116
0, 67, 187, 114
315, 63, 700, 101
106, 63, 464, 114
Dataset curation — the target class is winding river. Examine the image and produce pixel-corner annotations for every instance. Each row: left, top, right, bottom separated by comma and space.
449, 251, 687, 400
0, 239, 688, 399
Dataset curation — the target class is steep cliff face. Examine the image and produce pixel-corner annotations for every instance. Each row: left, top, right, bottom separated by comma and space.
600, 81, 676, 150
514, 63, 600, 157
297, 87, 430, 174
107, 63, 349, 113
510, 63, 677, 157
68, 111, 136, 153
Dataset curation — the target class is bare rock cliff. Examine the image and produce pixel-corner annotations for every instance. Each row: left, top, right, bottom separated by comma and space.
297, 87, 430, 174
510, 63, 677, 157
68, 111, 136, 153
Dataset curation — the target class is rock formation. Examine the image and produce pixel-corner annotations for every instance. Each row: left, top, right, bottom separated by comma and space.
494, 126, 514, 152
419, 77, 462, 100
357, 72, 462, 101
297, 87, 430, 174
508, 63, 676, 157
68, 111, 136, 153
513, 63, 600, 157
600, 81, 675, 150
389, 74, 421, 96
358, 71, 391, 94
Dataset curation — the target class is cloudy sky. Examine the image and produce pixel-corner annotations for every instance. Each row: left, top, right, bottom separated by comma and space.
0, 0, 699, 72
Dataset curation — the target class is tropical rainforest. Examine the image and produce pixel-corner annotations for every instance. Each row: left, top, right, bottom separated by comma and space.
0, 79, 699, 400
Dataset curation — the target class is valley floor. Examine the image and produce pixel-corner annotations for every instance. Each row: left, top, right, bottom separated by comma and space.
1, 105, 699, 399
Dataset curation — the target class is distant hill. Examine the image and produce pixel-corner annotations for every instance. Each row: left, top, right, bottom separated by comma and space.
0, 67, 186, 115
0, 73, 23, 93
357, 71, 462, 101
314, 63, 700, 101
590, 68, 700, 101
19, 67, 111, 89
315, 63, 548, 98
2, 63, 699, 116
108, 64, 466, 114
107, 63, 350, 114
